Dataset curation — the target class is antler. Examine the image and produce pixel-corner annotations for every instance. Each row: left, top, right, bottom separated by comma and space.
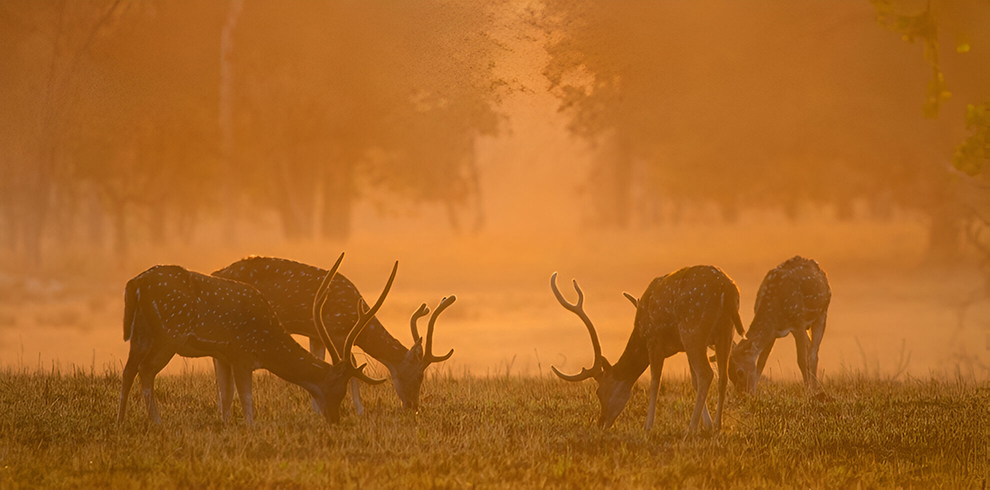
409, 303, 430, 342
549, 272, 606, 382
338, 261, 399, 384
424, 295, 456, 365
312, 252, 346, 365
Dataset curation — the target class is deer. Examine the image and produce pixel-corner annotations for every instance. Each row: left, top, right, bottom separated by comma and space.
117, 252, 396, 425
212, 256, 455, 413
550, 266, 743, 434
728, 256, 831, 397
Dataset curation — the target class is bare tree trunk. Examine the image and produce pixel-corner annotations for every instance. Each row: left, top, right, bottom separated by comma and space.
276, 163, 317, 240
149, 202, 166, 246
588, 131, 632, 229
109, 198, 128, 261
926, 201, 964, 263
219, 0, 244, 245
84, 190, 105, 252
321, 163, 354, 242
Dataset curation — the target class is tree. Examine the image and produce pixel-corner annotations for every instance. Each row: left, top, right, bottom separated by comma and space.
542, 0, 976, 255
0, 0, 125, 267
870, 0, 990, 260
232, 0, 502, 241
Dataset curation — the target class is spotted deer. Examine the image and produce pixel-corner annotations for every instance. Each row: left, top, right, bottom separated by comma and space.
551, 266, 743, 434
117, 253, 396, 425
728, 256, 830, 396
212, 256, 455, 412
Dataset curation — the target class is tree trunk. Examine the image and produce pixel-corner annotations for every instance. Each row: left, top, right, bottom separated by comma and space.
276, 163, 317, 240
110, 199, 128, 261
84, 190, 105, 251
589, 131, 632, 229
149, 203, 167, 246
219, 0, 244, 246
926, 202, 964, 263
321, 163, 354, 242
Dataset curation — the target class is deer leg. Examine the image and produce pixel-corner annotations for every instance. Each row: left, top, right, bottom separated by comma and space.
308, 337, 326, 413
793, 328, 813, 391
213, 358, 235, 422
644, 351, 665, 432
117, 351, 144, 424
808, 312, 827, 394
347, 353, 365, 416
688, 357, 713, 430
686, 348, 714, 434
756, 337, 776, 378
232, 366, 255, 426
350, 378, 365, 416
713, 329, 732, 431
137, 350, 173, 425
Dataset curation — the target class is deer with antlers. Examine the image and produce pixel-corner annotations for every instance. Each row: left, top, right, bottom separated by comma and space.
551, 266, 743, 434
117, 253, 395, 425
728, 256, 831, 396
212, 256, 455, 413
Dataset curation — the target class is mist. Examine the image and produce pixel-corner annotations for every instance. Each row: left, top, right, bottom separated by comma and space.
1, 0, 988, 383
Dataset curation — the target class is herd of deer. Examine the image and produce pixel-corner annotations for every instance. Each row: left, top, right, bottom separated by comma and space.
117, 253, 830, 435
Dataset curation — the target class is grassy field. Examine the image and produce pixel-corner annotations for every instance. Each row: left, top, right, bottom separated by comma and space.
0, 367, 986, 488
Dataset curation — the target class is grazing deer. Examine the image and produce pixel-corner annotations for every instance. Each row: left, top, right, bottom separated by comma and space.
551, 266, 743, 434
728, 256, 830, 396
117, 253, 395, 425
212, 257, 455, 412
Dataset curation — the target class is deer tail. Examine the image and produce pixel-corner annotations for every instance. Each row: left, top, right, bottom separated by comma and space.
727, 294, 744, 336
123, 278, 140, 342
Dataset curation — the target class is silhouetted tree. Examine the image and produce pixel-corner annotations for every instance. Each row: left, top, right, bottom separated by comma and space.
542, 0, 979, 254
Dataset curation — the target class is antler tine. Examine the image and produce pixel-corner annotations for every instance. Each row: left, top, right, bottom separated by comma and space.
349, 354, 388, 386
409, 303, 430, 343
312, 252, 345, 365
342, 261, 398, 363
549, 272, 605, 381
424, 295, 456, 365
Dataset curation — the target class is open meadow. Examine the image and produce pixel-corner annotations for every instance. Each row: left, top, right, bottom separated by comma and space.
0, 366, 986, 488
1, 221, 989, 487
3, 0, 990, 486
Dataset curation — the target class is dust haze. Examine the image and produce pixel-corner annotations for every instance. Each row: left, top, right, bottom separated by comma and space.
1, 0, 988, 382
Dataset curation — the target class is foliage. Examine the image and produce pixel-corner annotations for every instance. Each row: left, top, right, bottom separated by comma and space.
541, 1, 960, 228
955, 102, 990, 176
870, 0, 990, 180
0, 367, 986, 487
0, 0, 503, 262
870, 0, 949, 118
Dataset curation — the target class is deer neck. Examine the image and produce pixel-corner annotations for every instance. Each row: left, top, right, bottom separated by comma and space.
252, 334, 331, 388
611, 326, 651, 382
745, 315, 779, 351
353, 317, 409, 372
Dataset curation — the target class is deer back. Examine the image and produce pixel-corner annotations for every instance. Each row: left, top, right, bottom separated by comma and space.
634, 265, 741, 354
130, 265, 326, 378
750, 256, 830, 339
213, 257, 406, 360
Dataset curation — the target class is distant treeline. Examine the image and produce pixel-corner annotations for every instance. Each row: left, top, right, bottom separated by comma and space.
1, 0, 988, 268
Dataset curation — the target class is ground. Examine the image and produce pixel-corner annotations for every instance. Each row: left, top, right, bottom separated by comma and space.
0, 368, 986, 488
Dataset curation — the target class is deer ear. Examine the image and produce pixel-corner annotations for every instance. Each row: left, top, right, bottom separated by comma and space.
622, 292, 639, 308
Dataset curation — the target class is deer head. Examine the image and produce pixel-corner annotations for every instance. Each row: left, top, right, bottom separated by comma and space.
311, 257, 396, 423
391, 296, 456, 410
550, 272, 632, 429
727, 339, 759, 394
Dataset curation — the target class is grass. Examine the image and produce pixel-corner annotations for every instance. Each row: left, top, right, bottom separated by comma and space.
0, 366, 987, 488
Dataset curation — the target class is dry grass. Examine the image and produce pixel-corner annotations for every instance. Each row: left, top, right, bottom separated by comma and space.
0, 366, 986, 488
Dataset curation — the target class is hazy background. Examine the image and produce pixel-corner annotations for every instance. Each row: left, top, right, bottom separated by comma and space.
1, 0, 988, 382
